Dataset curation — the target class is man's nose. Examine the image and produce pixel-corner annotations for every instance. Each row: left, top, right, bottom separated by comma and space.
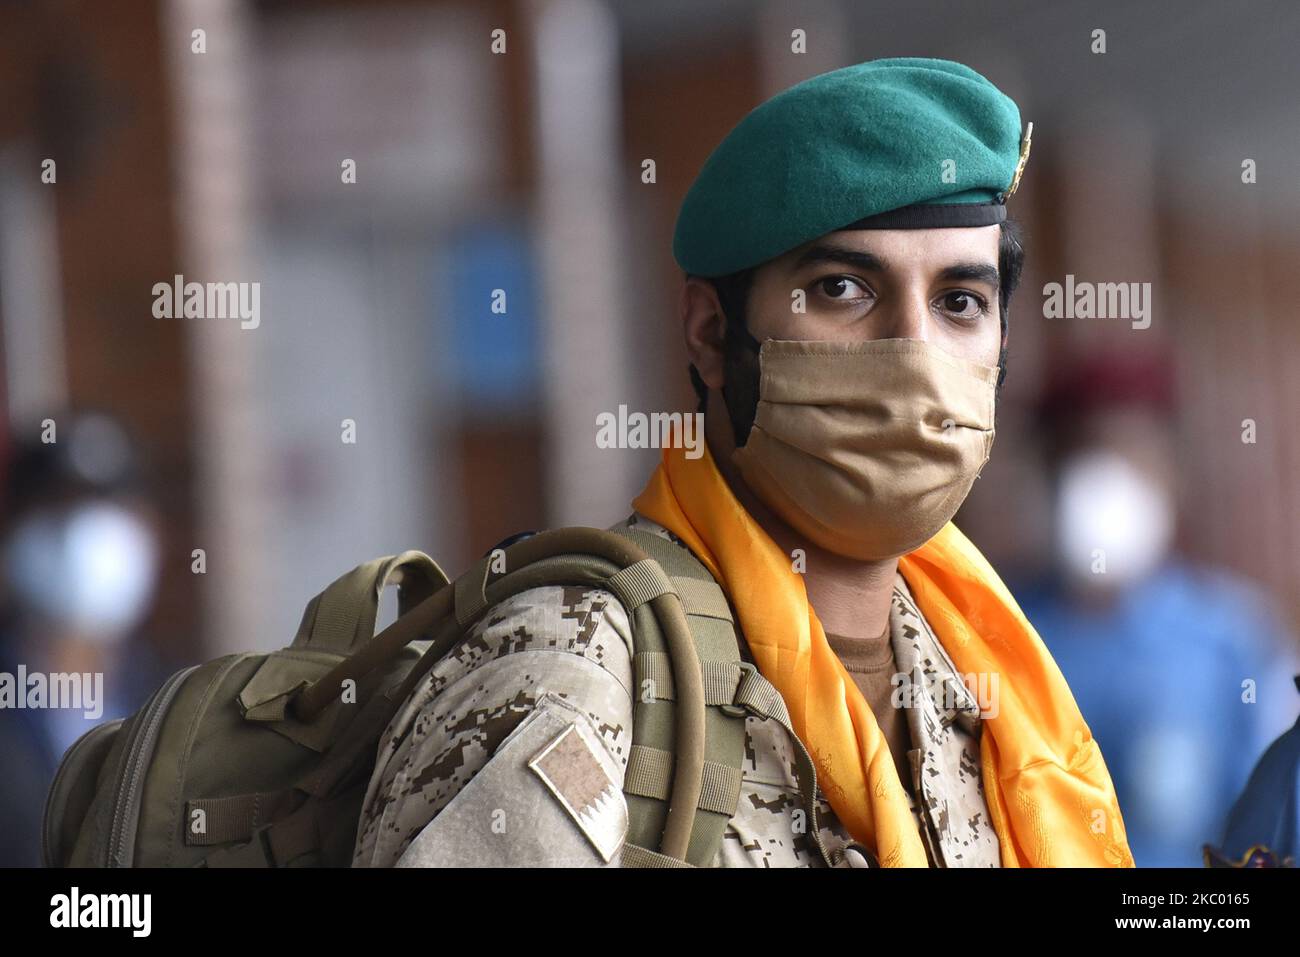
876, 293, 930, 342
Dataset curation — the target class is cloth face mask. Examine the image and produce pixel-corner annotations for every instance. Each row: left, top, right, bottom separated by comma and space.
730, 337, 998, 560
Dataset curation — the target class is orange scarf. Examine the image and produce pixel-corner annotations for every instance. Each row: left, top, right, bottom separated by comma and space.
633, 441, 1134, 867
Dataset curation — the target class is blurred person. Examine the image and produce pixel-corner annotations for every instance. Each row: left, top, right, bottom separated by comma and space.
356, 59, 1134, 868
1012, 351, 1300, 867
0, 411, 171, 866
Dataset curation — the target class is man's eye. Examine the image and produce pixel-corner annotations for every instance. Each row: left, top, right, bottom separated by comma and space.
816, 276, 870, 300
938, 290, 989, 319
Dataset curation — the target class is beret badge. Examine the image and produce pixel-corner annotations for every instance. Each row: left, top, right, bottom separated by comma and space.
999, 121, 1033, 203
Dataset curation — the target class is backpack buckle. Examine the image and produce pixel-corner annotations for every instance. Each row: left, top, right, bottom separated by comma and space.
719, 661, 758, 718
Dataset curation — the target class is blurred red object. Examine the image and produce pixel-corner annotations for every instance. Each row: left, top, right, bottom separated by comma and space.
1037, 348, 1177, 430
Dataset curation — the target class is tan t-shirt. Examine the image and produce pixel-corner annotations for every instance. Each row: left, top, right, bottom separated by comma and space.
824, 626, 914, 796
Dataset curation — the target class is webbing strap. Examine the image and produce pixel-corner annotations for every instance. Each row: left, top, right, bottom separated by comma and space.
184, 791, 295, 846
608, 561, 734, 626
613, 526, 708, 578
634, 651, 675, 701
624, 745, 743, 815
634, 653, 749, 707
625, 744, 673, 800
298, 551, 445, 654
672, 577, 734, 622
609, 528, 735, 619
298, 692, 397, 800
702, 660, 745, 707
190, 794, 327, 865
619, 842, 695, 868
732, 665, 793, 728
608, 559, 674, 610
608, 522, 751, 868
453, 556, 492, 627
698, 763, 744, 816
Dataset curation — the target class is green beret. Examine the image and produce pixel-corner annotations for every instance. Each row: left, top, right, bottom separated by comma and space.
673, 57, 1030, 277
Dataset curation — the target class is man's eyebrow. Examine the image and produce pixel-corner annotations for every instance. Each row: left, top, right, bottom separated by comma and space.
790, 244, 1000, 290
937, 262, 1000, 289
791, 243, 887, 273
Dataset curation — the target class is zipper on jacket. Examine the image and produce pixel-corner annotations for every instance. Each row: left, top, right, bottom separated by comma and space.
731, 666, 837, 867
784, 726, 836, 867
734, 698, 836, 867
104, 665, 201, 868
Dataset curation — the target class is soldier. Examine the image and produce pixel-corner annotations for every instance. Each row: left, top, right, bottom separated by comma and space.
354, 57, 1135, 868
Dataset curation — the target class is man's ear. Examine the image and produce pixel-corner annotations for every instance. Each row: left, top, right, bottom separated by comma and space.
681, 277, 727, 390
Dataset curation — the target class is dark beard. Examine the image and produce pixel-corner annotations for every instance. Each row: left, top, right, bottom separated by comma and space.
720, 323, 762, 448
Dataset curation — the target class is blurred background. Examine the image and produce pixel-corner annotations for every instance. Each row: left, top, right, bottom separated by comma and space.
1, 0, 1298, 867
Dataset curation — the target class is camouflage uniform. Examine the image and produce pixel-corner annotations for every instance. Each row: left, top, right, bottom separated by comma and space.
353, 514, 1001, 868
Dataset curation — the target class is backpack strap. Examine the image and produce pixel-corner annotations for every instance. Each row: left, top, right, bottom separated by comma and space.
237, 552, 449, 735
292, 551, 449, 656
607, 524, 836, 869
299, 527, 710, 863
605, 525, 749, 868
405, 526, 723, 866
288, 526, 823, 867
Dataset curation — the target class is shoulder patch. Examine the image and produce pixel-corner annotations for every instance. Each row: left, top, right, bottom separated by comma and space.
529, 718, 627, 862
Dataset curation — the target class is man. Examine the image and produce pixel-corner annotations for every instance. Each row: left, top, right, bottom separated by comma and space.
354, 57, 1134, 868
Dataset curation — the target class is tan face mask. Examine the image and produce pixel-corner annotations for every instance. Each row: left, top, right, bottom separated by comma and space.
730, 337, 998, 561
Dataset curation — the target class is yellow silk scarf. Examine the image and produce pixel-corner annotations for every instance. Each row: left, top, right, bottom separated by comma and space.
632, 441, 1134, 867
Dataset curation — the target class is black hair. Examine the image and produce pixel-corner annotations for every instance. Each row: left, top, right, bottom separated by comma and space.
687, 217, 1027, 412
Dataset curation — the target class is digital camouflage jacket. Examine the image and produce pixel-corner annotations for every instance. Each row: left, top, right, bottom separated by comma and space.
353, 515, 1002, 868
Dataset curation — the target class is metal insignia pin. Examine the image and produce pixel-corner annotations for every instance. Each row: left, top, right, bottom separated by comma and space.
1000, 120, 1033, 202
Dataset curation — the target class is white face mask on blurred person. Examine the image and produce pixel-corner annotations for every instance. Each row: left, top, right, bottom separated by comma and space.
5, 502, 159, 642
1054, 449, 1175, 589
